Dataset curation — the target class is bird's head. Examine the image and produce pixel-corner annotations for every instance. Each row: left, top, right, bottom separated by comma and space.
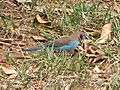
69, 32, 89, 42
79, 33, 89, 40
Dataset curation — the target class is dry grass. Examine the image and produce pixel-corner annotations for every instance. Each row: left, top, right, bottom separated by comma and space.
0, 0, 120, 90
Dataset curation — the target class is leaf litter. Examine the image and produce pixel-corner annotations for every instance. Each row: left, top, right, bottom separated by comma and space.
0, 0, 119, 90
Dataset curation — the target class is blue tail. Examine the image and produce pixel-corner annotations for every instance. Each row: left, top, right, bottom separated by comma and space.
22, 47, 44, 51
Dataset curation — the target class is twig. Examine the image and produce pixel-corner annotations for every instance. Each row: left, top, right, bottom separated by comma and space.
84, 27, 100, 33
11, 42, 25, 46
0, 38, 13, 43
0, 41, 11, 46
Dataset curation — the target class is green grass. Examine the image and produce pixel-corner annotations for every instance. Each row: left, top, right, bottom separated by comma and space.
0, 0, 120, 89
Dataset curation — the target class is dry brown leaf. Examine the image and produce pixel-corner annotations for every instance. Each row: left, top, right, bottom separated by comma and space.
96, 23, 112, 44
66, 8, 73, 15
0, 38, 13, 43
96, 49, 105, 55
113, 0, 120, 13
93, 66, 101, 73
0, 63, 18, 78
47, 30, 58, 36
64, 79, 74, 90
102, 0, 110, 2
90, 56, 107, 63
36, 14, 50, 24
85, 27, 100, 33
33, 65, 40, 72
14, 56, 32, 59
0, 41, 11, 46
86, 54, 98, 58
54, 8, 62, 16
77, 46, 84, 51
54, 8, 73, 16
84, 41, 89, 53
87, 46, 96, 54
31, 35, 47, 41
88, 58, 94, 64
16, 0, 32, 3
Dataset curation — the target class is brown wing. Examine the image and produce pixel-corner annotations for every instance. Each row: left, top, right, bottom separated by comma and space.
45, 32, 82, 47
46, 37, 72, 47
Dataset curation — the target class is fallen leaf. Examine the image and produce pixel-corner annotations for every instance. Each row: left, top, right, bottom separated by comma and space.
96, 23, 112, 44
96, 49, 105, 55
36, 15, 50, 24
0, 42, 11, 46
54, 8, 73, 16
96, 79, 105, 86
102, 0, 110, 2
84, 41, 89, 53
16, 0, 32, 3
87, 46, 96, 54
54, 8, 62, 16
77, 46, 84, 51
64, 79, 74, 90
92, 56, 107, 63
33, 65, 40, 72
88, 58, 94, 64
31, 35, 47, 41
85, 27, 100, 33
47, 30, 58, 36
14, 56, 32, 59
86, 54, 98, 58
86, 44, 106, 63
66, 8, 73, 15
0, 63, 18, 78
93, 66, 101, 73
0, 38, 13, 43
113, 0, 120, 13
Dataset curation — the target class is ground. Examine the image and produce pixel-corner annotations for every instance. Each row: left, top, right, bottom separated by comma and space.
0, 0, 120, 90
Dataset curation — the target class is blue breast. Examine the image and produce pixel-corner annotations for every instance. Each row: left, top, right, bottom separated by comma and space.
54, 40, 80, 51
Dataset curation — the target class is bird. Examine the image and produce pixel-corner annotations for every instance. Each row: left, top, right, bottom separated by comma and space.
22, 32, 88, 52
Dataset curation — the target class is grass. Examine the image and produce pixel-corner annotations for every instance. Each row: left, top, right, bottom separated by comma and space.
0, 0, 120, 89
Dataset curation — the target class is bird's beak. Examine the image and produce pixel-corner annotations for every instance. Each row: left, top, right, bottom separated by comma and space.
86, 35, 89, 39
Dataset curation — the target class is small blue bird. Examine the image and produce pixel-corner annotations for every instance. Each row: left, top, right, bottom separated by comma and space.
22, 32, 88, 52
